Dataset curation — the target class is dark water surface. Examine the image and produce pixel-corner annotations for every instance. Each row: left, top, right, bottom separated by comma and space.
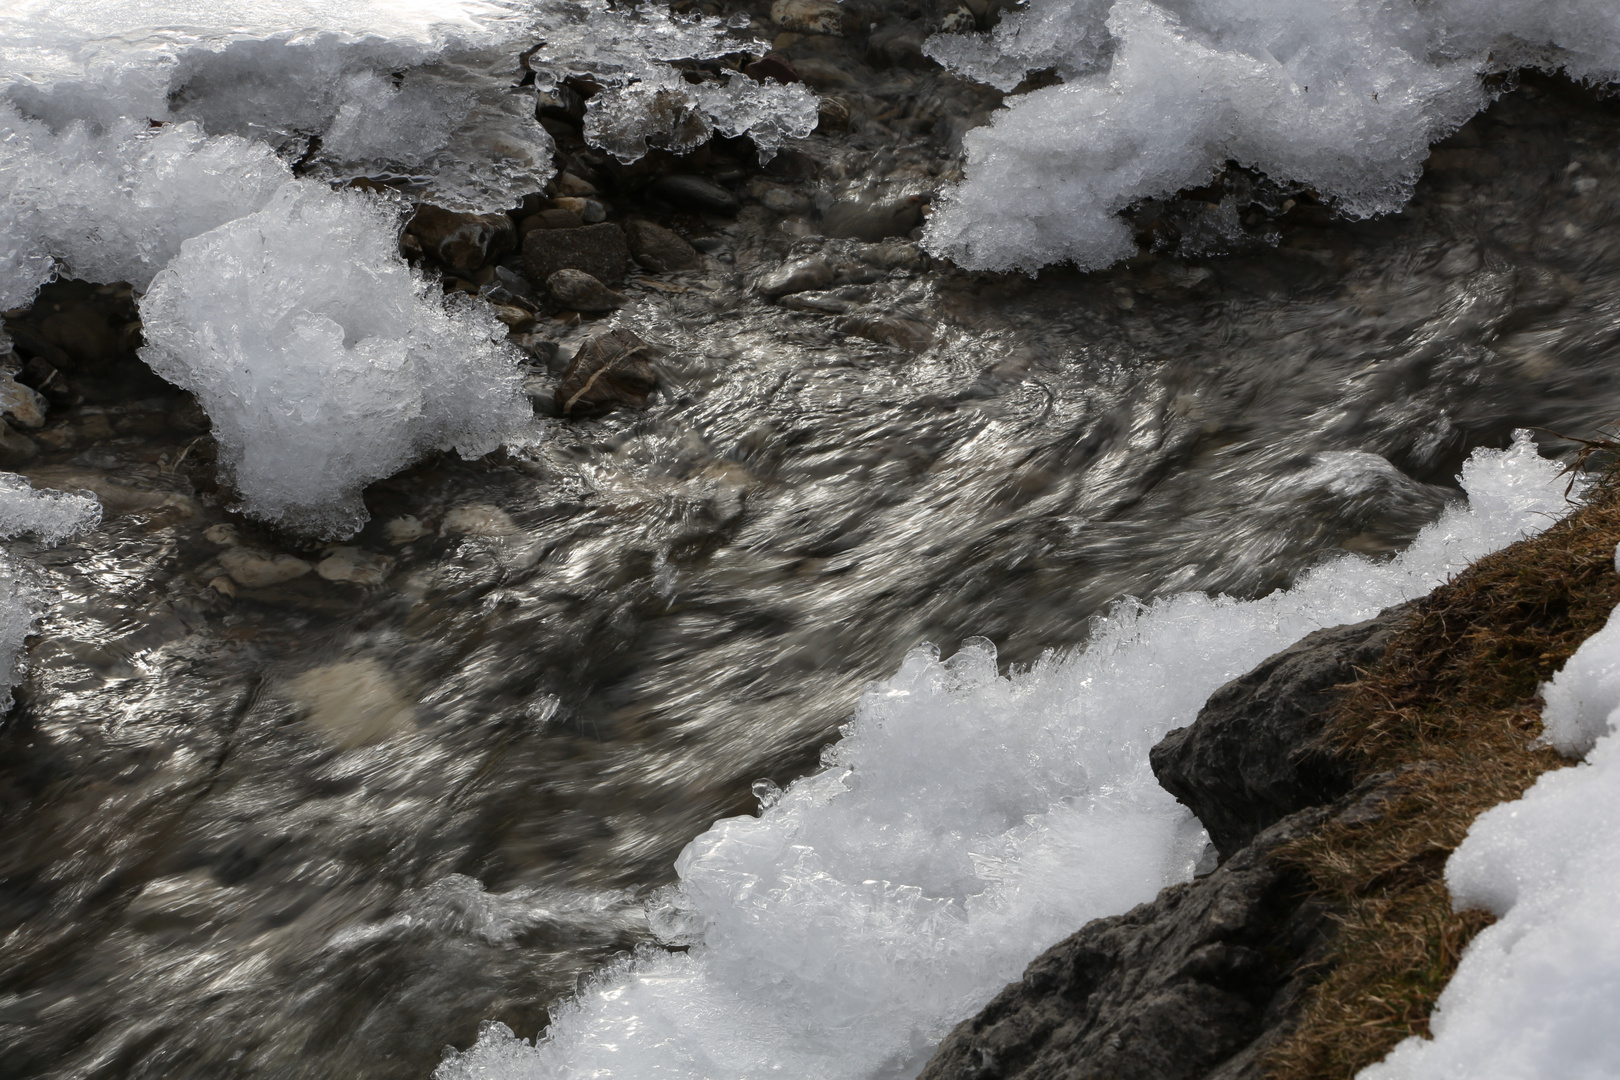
3, 69, 1620, 1080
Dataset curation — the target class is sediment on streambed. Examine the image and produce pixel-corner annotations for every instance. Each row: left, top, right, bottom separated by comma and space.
920, 461, 1620, 1080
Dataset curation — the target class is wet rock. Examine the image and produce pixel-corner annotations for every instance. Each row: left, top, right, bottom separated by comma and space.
405, 206, 516, 275
771, 0, 845, 35
556, 329, 662, 416
546, 269, 628, 312
0, 420, 37, 465
822, 196, 927, 242
749, 180, 813, 215
1151, 603, 1413, 858
0, 375, 48, 428
553, 171, 599, 196
218, 547, 313, 589
441, 503, 517, 537
519, 207, 586, 236
383, 516, 428, 546
759, 255, 835, 297
626, 221, 703, 273
816, 96, 852, 133
918, 808, 1338, 1080
17, 357, 76, 406
838, 314, 935, 351
554, 196, 607, 224
779, 291, 854, 314
523, 223, 631, 287
744, 54, 801, 83
650, 174, 741, 215
316, 547, 395, 586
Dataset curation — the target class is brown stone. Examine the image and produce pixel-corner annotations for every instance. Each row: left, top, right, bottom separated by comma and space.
523, 223, 631, 287
546, 270, 627, 312
405, 205, 516, 274
838, 315, 936, 352
519, 208, 586, 237
557, 329, 662, 416
626, 221, 703, 273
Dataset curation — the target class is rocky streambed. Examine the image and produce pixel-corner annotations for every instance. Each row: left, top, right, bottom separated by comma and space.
4, 4, 1620, 1077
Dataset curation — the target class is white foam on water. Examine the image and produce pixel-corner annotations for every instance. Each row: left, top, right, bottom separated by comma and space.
439, 433, 1572, 1080
137, 181, 531, 538
0, 472, 100, 712
924, 0, 1620, 272
1360, 585, 1620, 1080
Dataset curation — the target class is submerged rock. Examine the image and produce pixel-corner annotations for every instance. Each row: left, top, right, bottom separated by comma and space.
650, 174, 741, 215
546, 269, 627, 312
759, 255, 835, 297
219, 547, 313, 589
523, 223, 631, 286
626, 221, 702, 273
771, 0, 846, 35
838, 314, 935, 351
556, 329, 662, 416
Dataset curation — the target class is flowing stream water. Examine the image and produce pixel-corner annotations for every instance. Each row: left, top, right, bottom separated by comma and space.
2, 2, 1620, 1078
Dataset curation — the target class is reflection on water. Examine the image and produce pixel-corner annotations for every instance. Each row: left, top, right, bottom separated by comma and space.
4, 74, 1620, 1079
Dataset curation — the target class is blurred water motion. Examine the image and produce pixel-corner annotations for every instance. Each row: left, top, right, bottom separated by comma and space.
4, 75, 1620, 1079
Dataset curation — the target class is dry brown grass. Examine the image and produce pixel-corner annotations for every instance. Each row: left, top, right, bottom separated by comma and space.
1265, 467, 1620, 1079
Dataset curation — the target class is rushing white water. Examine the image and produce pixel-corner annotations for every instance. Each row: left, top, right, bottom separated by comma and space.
0, 473, 100, 711
439, 433, 1571, 1080
924, 0, 1620, 272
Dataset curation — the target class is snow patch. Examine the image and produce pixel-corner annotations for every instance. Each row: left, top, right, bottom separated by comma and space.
137, 181, 531, 538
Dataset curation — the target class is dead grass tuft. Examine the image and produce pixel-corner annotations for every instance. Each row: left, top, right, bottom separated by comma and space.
1265, 467, 1620, 1078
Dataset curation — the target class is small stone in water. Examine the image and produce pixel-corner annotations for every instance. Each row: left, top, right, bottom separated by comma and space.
0, 375, 48, 429
771, 0, 845, 35
838, 314, 936, 352
626, 221, 702, 273
650, 174, 741, 215
547, 269, 627, 312
760, 255, 835, 297
519, 208, 586, 235
316, 547, 394, 585
0, 421, 38, 465
405, 206, 517, 275
384, 516, 428, 545
218, 547, 313, 588
557, 329, 662, 417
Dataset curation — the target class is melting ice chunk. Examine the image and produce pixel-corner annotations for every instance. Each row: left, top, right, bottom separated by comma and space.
0, 472, 100, 712
138, 181, 532, 538
925, 0, 1620, 272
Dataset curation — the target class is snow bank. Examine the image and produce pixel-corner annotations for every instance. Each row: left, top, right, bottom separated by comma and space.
1361, 572, 1620, 1080
440, 434, 1570, 1080
138, 181, 531, 537
925, 0, 1620, 272
0, 473, 101, 712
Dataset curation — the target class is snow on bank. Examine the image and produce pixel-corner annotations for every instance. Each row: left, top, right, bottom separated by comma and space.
924, 0, 1620, 272
138, 181, 531, 537
440, 436, 1570, 1080
1361, 577, 1620, 1080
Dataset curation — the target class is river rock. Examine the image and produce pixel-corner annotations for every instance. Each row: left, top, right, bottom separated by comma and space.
557, 329, 662, 416
759, 255, 835, 297
316, 547, 395, 586
546, 269, 628, 311
0, 420, 37, 465
918, 807, 1339, 1080
405, 205, 516, 274
838, 314, 935, 352
1150, 603, 1414, 858
519, 207, 586, 236
650, 174, 741, 215
771, 0, 845, 35
821, 196, 927, 242
218, 547, 312, 589
0, 374, 48, 428
523, 223, 631, 287
626, 221, 702, 273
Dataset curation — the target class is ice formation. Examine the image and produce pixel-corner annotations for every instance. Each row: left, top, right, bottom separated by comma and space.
924, 0, 1620, 272
439, 434, 1570, 1080
529, 0, 817, 163
138, 181, 531, 537
0, 473, 101, 712
1360, 585, 1620, 1080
